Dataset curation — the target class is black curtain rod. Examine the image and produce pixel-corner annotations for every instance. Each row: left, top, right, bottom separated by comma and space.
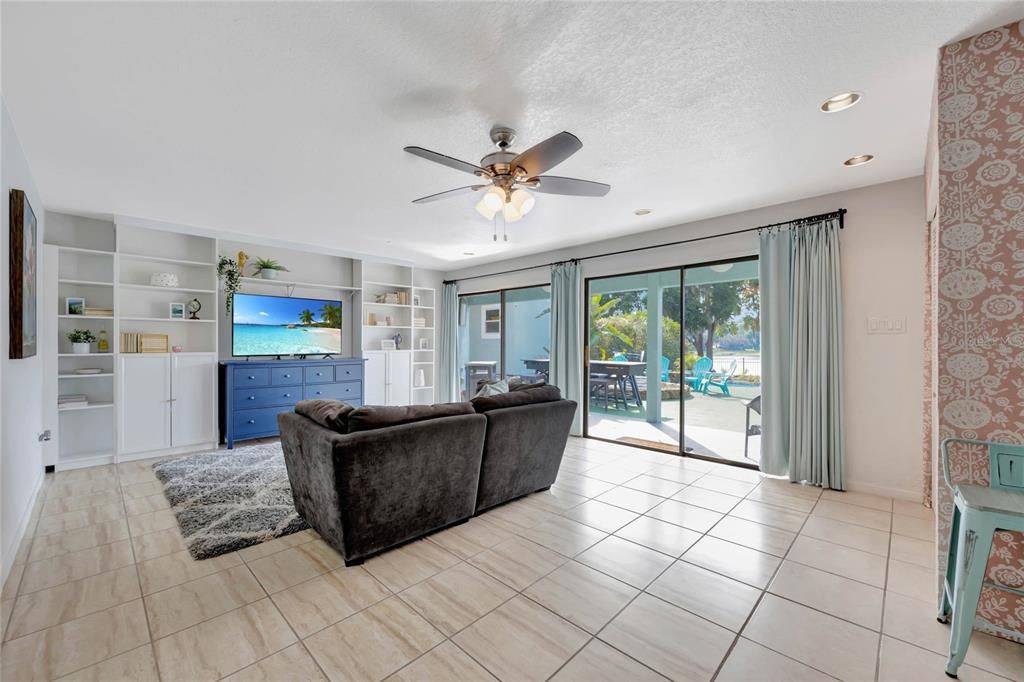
444, 208, 845, 286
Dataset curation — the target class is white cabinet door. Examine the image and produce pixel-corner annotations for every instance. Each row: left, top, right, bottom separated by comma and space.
171, 353, 216, 447
387, 351, 412, 406
364, 351, 387, 405
120, 354, 171, 455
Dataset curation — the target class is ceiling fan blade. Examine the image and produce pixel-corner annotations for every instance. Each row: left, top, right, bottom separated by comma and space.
529, 175, 610, 197
411, 185, 487, 204
404, 146, 488, 176
511, 131, 582, 177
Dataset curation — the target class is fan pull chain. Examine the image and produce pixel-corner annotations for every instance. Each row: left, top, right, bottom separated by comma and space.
493, 214, 497, 242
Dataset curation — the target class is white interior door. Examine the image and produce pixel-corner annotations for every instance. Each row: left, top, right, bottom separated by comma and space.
171, 353, 216, 447
364, 351, 387, 405
120, 354, 171, 454
388, 351, 412, 406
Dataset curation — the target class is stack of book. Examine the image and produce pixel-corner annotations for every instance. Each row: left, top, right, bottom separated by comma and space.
58, 394, 89, 410
413, 317, 426, 328
84, 306, 113, 317
121, 332, 169, 353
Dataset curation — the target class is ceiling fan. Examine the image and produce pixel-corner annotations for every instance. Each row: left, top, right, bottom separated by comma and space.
404, 126, 610, 224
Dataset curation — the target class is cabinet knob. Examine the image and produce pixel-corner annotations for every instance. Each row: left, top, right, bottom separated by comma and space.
315, 391, 322, 395
247, 375, 255, 380
316, 372, 323, 376
283, 393, 291, 398
247, 395, 255, 400
283, 373, 291, 378
247, 419, 255, 424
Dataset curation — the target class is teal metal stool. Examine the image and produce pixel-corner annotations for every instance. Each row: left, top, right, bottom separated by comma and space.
937, 437, 1024, 678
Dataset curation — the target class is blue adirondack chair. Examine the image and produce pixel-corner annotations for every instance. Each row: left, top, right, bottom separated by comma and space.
685, 356, 713, 390
660, 356, 670, 381
702, 359, 738, 395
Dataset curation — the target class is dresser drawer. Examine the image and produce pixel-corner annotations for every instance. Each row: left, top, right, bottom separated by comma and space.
304, 365, 334, 384
233, 407, 286, 437
271, 367, 303, 386
233, 367, 270, 388
234, 386, 300, 409
303, 381, 361, 401
334, 363, 363, 382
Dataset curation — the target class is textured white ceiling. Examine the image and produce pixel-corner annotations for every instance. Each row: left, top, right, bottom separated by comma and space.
3, 1, 1023, 268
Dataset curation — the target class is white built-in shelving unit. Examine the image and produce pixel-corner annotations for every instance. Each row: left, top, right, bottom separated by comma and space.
42, 212, 440, 469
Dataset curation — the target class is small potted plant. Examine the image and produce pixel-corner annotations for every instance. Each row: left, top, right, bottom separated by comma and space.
67, 329, 97, 354
253, 258, 289, 280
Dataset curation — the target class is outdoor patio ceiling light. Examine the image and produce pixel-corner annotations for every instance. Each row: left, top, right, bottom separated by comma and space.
820, 91, 862, 113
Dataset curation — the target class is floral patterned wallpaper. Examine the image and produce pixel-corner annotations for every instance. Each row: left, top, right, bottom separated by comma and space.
934, 19, 1024, 641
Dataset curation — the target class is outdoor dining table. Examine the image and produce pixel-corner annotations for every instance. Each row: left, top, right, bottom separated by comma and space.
522, 359, 645, 410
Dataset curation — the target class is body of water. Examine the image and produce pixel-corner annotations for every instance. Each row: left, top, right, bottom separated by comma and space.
233, 324, 341, 356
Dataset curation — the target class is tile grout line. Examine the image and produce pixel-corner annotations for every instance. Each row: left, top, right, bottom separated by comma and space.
874, 502, 895, 682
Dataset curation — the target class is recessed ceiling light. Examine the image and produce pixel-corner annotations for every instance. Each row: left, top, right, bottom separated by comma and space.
820, 92, 862, 113
843, 154, 874, 167
634, 208, 652, 216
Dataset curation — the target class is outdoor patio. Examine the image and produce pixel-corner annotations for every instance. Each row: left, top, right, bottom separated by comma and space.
587, 382, 761, 464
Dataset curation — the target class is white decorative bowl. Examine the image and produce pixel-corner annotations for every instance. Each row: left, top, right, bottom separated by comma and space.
150, 272, 179, 288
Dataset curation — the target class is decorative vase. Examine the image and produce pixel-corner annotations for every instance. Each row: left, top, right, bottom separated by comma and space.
260, 269, 278, 280
150, 272, 179, 288
415, 369, 426, 387
72, 342, 91, 354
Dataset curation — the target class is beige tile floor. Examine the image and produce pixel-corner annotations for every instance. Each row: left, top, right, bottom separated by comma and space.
3, 437, 1024, 681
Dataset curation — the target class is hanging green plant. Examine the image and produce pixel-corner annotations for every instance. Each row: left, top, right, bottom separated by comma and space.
217, 256, 242, 314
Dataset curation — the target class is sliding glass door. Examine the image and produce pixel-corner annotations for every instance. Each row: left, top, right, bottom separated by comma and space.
585, 258, 761, 466
681, 259, 761, 464
585, 268, 682, 453
457, 285, 551, 399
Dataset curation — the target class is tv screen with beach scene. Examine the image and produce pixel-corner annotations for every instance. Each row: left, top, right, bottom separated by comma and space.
232, 293, 342, 356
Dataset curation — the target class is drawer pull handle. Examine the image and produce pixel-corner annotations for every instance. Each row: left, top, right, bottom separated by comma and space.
283, 393, 291, 398
247, 419, 256, 424
247, 375, 255, 380
316, 372, 323, 376
247, 396, 255, 400
283, 374, 291, 378
315, 391, 322, 395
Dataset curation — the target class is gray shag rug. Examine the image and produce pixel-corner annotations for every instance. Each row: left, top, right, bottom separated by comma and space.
152, 442, 308, 560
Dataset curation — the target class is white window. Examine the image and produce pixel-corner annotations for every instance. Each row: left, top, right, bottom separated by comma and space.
481, 304, 501, 339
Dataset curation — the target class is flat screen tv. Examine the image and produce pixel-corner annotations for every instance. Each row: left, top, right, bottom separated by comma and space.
232, 293, 342, 357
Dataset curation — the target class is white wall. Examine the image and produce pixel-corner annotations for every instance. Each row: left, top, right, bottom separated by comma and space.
1, 99, 46, 583
446, 177, 927, 500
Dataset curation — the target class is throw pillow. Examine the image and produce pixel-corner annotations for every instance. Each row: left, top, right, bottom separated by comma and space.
295, 399, 355, 433
510, 378, 546, 391
474, 379, 509, 397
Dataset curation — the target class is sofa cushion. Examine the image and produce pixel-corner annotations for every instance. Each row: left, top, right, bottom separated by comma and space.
346, 402, 476, 433
471, 385, 562, 413
295, 399, 355, 433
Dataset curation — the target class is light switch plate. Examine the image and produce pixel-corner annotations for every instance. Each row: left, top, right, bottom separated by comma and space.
867, 316, 907, 334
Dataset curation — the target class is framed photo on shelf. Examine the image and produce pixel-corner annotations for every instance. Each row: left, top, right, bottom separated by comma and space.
380, 339, 397, 351
169, 302, 185, 319
65, 297, 86, 316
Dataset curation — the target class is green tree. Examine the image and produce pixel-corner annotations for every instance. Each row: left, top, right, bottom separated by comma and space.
684, 280, 758, 360
319, 303, 342, 329
298, 309, 314, 325
588, 295, 633, 359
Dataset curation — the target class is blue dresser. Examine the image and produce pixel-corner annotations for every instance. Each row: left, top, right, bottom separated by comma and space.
219, 358, 366, 448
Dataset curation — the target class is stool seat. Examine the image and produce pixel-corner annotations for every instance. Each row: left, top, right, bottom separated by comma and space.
956, 484, 1024, 516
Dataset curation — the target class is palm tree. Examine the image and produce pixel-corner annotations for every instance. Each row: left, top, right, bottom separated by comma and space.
298, 309, 314, 326
319, 303, 342, 329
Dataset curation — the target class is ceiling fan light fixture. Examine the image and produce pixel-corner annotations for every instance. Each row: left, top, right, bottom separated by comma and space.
510, 189, 535, 216
820, 91, 862, 113
475, 199, 496, 220
481, 186, 504, 213
502, 202, 523, 223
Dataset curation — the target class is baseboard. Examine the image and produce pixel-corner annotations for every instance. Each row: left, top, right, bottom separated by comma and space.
2, 467, 45, 586
117, 442, 218, 464
846, 478, 922, 503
